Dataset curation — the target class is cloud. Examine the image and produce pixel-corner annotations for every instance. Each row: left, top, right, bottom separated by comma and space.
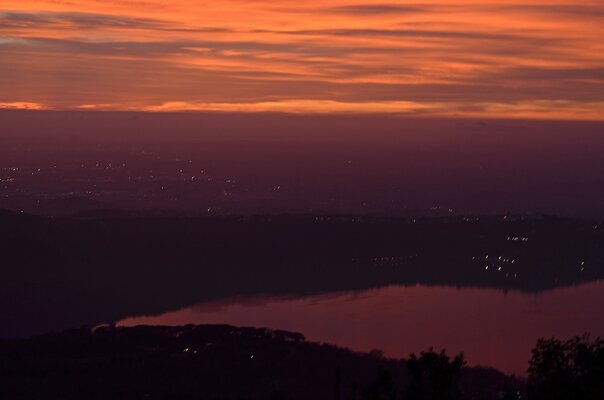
0, 10, 168, 30
0, 102, 48, 110
0, 10, 230, 33
0, 1, 603, 120
325, 4, 425, 15
497, 5, 604, 18
268, 27, 561, 45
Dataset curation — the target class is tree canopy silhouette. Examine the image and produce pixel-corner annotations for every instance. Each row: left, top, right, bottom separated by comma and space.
362, 368, 397, 400
527, 334, 604, 400
404, 348, 466, 400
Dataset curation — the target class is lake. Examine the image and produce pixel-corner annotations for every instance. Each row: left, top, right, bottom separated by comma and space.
120, 281, 604, 376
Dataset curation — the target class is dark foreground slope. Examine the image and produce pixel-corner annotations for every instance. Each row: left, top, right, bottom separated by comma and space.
0, 324, 521, 400
1, 210, 604, 337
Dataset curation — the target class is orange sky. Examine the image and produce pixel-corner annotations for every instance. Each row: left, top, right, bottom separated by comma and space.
1, 0, 603, 119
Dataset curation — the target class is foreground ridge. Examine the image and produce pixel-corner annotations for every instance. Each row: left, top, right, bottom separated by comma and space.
0, 324, 520, 400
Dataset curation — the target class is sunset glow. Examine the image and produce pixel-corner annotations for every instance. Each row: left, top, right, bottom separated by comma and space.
1, 1, 603, 119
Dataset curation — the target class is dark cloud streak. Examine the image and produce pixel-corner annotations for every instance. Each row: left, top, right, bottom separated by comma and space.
0, 10, 229, 33
325, 4, 425, 15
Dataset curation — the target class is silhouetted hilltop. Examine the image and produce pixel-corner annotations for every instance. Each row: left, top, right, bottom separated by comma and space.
1, 210, 603, 337
38, 195, 108, 216
0, 324, 521, 400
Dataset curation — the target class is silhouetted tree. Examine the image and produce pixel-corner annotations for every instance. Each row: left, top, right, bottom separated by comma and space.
404, 348, 465, 400
369, 349, 385, 359
527, 334, 604, 400
500, 383, 521, 400
271, 389, 287, 400
335, 366, 342, 400
362, 368, 397, 400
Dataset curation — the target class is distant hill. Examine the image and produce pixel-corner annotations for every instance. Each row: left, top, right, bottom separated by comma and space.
1, 211, 603, 338
0, 195, 112, 217
38, 195, 107, 216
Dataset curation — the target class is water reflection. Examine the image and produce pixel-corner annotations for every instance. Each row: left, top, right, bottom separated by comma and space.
120, 281, 604, 376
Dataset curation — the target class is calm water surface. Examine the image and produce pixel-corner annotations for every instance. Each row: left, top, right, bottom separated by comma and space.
120, 281, 604, 376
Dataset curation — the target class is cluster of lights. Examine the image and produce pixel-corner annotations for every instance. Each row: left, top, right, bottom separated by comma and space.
473, 255, 519, 278
507, 236, 529, 242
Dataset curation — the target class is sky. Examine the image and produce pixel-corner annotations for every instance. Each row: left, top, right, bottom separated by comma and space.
1, 0, 603, 120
